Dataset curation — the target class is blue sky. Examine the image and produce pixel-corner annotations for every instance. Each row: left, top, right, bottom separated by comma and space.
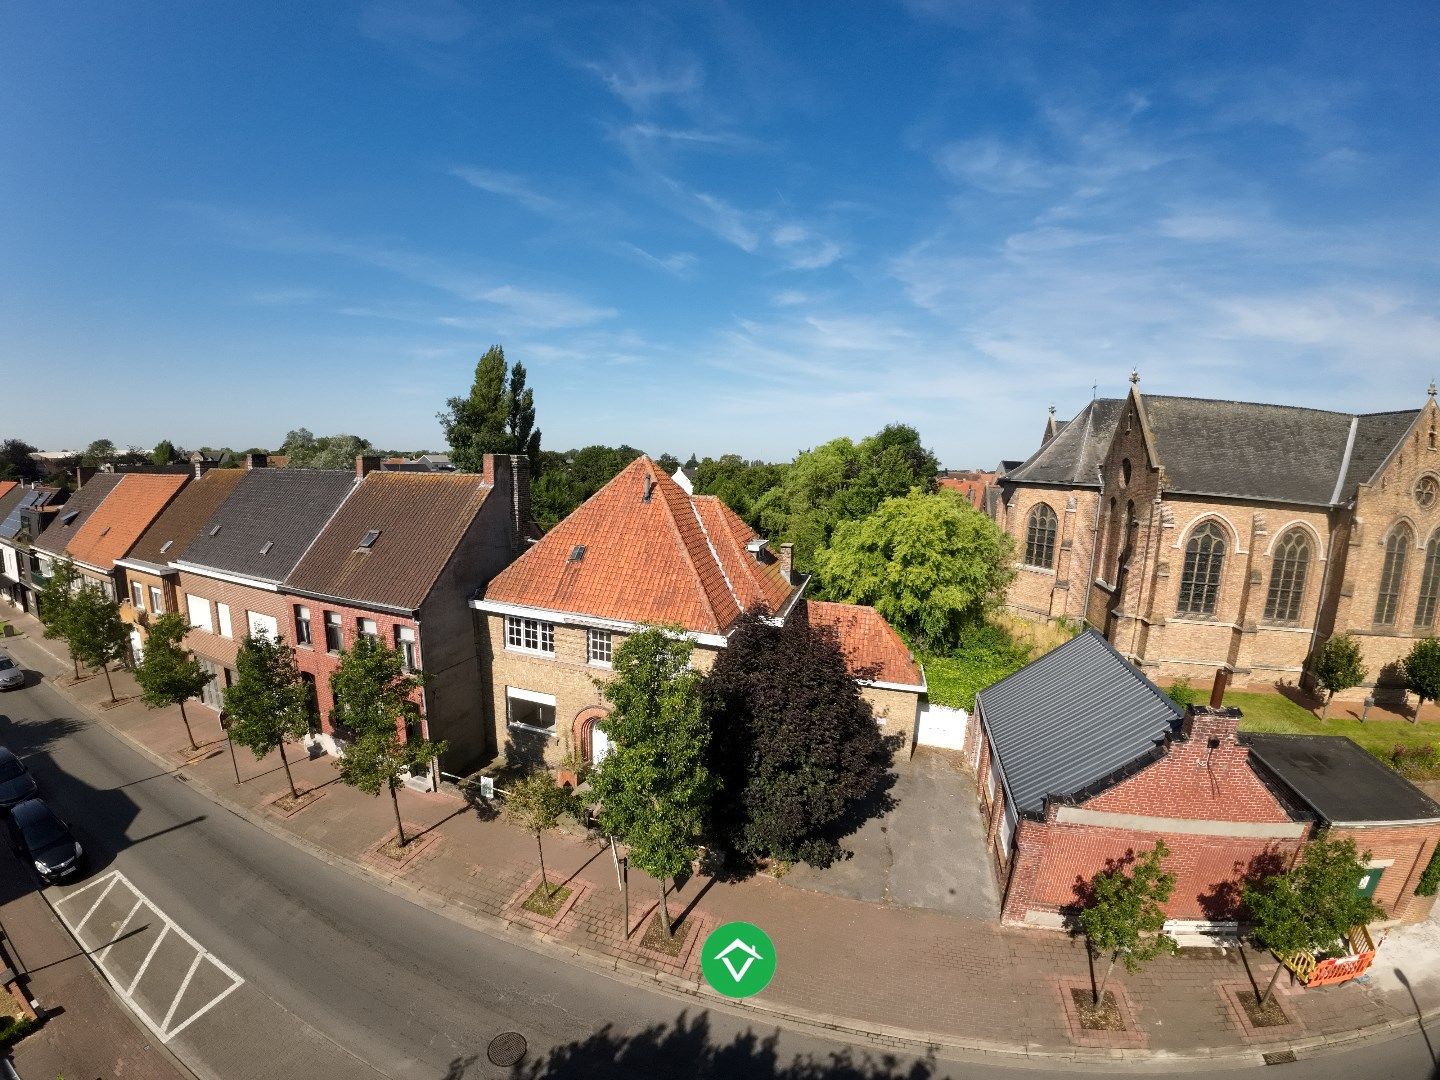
3, 2, 1438, 467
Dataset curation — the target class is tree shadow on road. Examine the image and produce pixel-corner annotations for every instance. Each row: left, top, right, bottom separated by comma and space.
443, 1011, 942, 1079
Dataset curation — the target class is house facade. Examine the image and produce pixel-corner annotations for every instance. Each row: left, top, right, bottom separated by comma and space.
0, 485, 65, 614
994, 379, 1440, 700
473, 456, 924, 773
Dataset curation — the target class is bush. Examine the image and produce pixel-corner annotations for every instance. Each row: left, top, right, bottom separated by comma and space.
1417, 846, 1440, 898
1165, 678, 1198, 708
1391, 743, 1440, 781
0, 1014, 37, 1049
923, 622, 1033, 710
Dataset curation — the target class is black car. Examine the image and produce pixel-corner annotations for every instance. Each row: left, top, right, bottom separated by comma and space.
0, 747, 37, 810
5, 798, 83, 883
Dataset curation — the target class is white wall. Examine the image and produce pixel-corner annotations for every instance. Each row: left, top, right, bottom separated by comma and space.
915, 702, 969, 750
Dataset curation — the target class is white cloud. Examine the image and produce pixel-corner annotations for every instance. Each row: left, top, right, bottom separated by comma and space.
771, 223, 842, 269
584, 54, 703, 111
449, 167, 562, 215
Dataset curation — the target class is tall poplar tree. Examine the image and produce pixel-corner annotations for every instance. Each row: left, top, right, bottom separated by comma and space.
438, 345, 541, 473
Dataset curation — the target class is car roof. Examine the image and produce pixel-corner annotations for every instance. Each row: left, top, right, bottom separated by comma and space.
10, 798, 58, 826
0, 747, 19, 766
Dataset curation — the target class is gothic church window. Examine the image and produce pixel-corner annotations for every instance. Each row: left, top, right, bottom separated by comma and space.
1024, 504, 1058, 569
1177, 521, 1227, 616
1263, 529, 1311, 624
1375, 524, 1413, 626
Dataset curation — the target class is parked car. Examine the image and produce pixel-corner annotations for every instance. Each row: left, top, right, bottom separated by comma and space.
5, 798, 83, 883
0, 651, 23, 691
0, 747, 38, 809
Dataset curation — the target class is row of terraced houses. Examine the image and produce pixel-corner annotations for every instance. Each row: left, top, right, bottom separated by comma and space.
0, 451, 926, 792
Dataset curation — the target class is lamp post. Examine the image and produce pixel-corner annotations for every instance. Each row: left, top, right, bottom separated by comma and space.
1361, 695, 1374, 723
220, 710, 241, 784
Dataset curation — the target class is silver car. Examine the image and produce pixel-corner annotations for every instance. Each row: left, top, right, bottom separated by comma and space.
0, 651, 23, 691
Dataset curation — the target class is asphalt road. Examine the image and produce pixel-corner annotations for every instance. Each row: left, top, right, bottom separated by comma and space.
1, 672, 1436, 1080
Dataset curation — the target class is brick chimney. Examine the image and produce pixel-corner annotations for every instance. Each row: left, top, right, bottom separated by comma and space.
246, 452, 268, 470
189, 451, 214, 478
481, 454, 497, 487
73, 466, 96, 488
507, 454, 532, 544
1181, 703, 1242, 745
355, 454, 381, 478
780, 542, 794, 584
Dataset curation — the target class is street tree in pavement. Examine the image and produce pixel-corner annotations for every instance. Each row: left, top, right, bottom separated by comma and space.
133, 612, 213, 750
35, 557, 83, 678
503, 770, 577, 900
65, 585, 129, 703
331, 636, 443, 847
590, 626, 714, 937
1076, 840, 1178, 1007
225, 631, 312, 801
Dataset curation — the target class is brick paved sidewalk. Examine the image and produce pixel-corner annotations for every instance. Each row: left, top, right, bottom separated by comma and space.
5, 612, 1439, 1064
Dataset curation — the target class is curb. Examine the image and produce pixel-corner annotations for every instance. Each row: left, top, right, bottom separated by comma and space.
15, 629, 1440, 1070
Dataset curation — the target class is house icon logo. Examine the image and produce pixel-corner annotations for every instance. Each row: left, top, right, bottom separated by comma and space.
701, 922, 776, 998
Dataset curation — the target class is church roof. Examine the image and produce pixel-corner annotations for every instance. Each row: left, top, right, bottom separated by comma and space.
1005, 393, 1421, 508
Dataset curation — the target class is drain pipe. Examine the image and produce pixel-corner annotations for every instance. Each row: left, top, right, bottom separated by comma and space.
1083, 465, 1106, 626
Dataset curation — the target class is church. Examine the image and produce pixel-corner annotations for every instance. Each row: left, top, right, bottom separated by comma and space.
992, 377, 1440, 702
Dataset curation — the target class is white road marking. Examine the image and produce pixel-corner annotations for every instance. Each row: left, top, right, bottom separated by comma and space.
50, 869, 244, 1042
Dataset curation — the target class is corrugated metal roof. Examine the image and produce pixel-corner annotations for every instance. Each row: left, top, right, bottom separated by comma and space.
976, 628, 1182, 816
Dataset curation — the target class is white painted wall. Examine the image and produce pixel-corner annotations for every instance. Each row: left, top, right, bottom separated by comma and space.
915, 702, 969, 750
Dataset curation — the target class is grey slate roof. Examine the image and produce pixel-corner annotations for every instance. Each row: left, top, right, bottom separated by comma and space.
1004, 398, 1124, 488
1242, 733, 1440, 826
32, 474, 123, 555
1005, 394, 1420, 507
976, 628, 1182, 816
175, 469, 357, 584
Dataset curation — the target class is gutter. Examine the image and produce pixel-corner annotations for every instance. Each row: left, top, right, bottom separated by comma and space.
282, 585, 418, 619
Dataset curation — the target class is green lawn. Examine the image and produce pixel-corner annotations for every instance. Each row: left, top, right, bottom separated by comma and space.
1222, 691, 1439, 762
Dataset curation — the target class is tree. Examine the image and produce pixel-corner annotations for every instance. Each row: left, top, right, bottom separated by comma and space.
331, 636, 443, 847
150, 439, 180, 465
80, 438, 116, 466
530, 445, 644, 529
1310, 633, 1366, 719
35, 558, 83, 678
693, 454, 784, 526
503, 771, 576, 899
439, 345, 542, 474
224, 631, 312, 800
132, 612, 213, 750
590, 627, 715, 936
1076, 840, 1178, 1006
280, 428, 315, 454
656, 453, 681, 475
284, 433, 373, 470
1401, 637, 1440, 718
65, 585, 129, 703
703, 607, 894, 868
816, 490, 1016, 652
0, 438, 39, 482
1242, 834, 1385, 1005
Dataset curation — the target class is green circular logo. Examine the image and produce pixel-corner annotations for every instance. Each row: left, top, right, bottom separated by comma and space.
701, 921, 776, 998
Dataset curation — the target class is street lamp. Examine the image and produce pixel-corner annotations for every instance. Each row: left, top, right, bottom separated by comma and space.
1362, 695, 1374, 722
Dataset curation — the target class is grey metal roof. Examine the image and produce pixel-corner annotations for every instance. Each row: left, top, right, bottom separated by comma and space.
1005, 394, 1420, 508
1004, 398, 1124, 488
976, 628, 1182, 816
175, 468, 357, 584
1242, 733, 1440, 826
32, 474, 123, 555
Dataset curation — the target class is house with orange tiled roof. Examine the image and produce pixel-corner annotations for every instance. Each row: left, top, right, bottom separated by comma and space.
473, 455, 925, 773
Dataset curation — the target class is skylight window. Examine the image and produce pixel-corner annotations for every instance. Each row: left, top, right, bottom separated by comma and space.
159, 540, 174, 554
358, 529, 380, 549
568, 545, 586, 563
260, 541, 273, 555
209, 524, 222, 536
61, 511, 79, 526
98, 525, 111, 537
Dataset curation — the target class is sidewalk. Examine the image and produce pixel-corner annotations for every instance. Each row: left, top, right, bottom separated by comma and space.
6, 610, 1439, 1065
0, 852, 189, 1078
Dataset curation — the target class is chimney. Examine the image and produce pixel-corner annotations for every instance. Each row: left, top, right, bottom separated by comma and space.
74, 466, 96, 488
780, 542, 794, 584
642, 473, 655, 503
1181, 703, 1242, 746
481, 454, 497, 487
507, 454, 531, 545
1208, 667, 1230, 709
246, 452, 268, 470
189, 451, 214, 478
355, 454, 381, 478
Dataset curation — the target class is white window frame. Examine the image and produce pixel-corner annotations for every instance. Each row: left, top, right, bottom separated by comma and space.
186, 594, 214, 634
131, 581, 145, 611
149, 585, 163, 614
324, 611, 342, 653
505, 615, 555, 656
395, 625, 418, 671
357, 617, 378, 642
216, 602, 234, 640
506, 686, 557, 737
587, 627, 613, 667
294, 604, 312, 647
247, 610, 279, 641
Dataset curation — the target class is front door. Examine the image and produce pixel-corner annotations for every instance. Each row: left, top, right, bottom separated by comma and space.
1358, 866, 1384, 900
591, 723, 611, 765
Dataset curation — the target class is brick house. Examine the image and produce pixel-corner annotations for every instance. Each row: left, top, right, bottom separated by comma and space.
472, 455, 924, 773
282, 455, 534, 778
168, 463, 358, 716
116, 466, 246, 665
993, 379, 1440, 701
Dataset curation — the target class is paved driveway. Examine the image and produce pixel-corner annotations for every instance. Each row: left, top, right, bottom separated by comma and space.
781, 747, 1000, 918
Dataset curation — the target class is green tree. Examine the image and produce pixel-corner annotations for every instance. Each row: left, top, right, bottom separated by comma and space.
1401, 637, 1440, 719
655, 453, 681, 475
132, 612, 213, 750
503, 771, 576, 899
35, 558, 83, 678
590, 627, 715, 936
284, 433, 373, 470
150, 439, 180, 465
331, 636, 443, 847
439, 345, 542, 473
224, 632, 312, 800
1242, 834, 1385, 1004
1076, 840, 1178, 1006
80, 438, 116, 466
1310, 633, 1367, 719
703, 607, 894, 868
693, 454, 784, 526
530, 445, 644, 529
65, 585, 129, 703
816, 490, 1016, 652
0, 438, 39, 482
280, 428, 315, 454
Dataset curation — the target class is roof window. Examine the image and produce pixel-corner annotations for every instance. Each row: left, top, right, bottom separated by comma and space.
260, 541, 273, 555
159, 539, 174, 554
60, 511, 79, 526
358, 529, 380, 550
568, 545, 586, 563
209, 524, 222, 536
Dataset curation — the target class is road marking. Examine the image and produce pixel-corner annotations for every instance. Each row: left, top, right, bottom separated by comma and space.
50, 869, 244, 1043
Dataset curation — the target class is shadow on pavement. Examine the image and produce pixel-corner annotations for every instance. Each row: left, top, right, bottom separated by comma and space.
446, 1011, 940, 1079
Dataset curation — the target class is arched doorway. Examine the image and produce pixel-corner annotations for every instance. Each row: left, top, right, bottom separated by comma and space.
573, 706, 611, 765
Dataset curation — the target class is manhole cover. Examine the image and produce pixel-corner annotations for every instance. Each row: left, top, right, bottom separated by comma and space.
487, 1031, 527, 1067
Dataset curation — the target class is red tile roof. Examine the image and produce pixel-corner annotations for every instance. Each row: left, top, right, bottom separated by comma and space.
66, 473, 189, 570
483, 455, 797, 634
0, 481, 15, 503
804, 600, 925, 688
